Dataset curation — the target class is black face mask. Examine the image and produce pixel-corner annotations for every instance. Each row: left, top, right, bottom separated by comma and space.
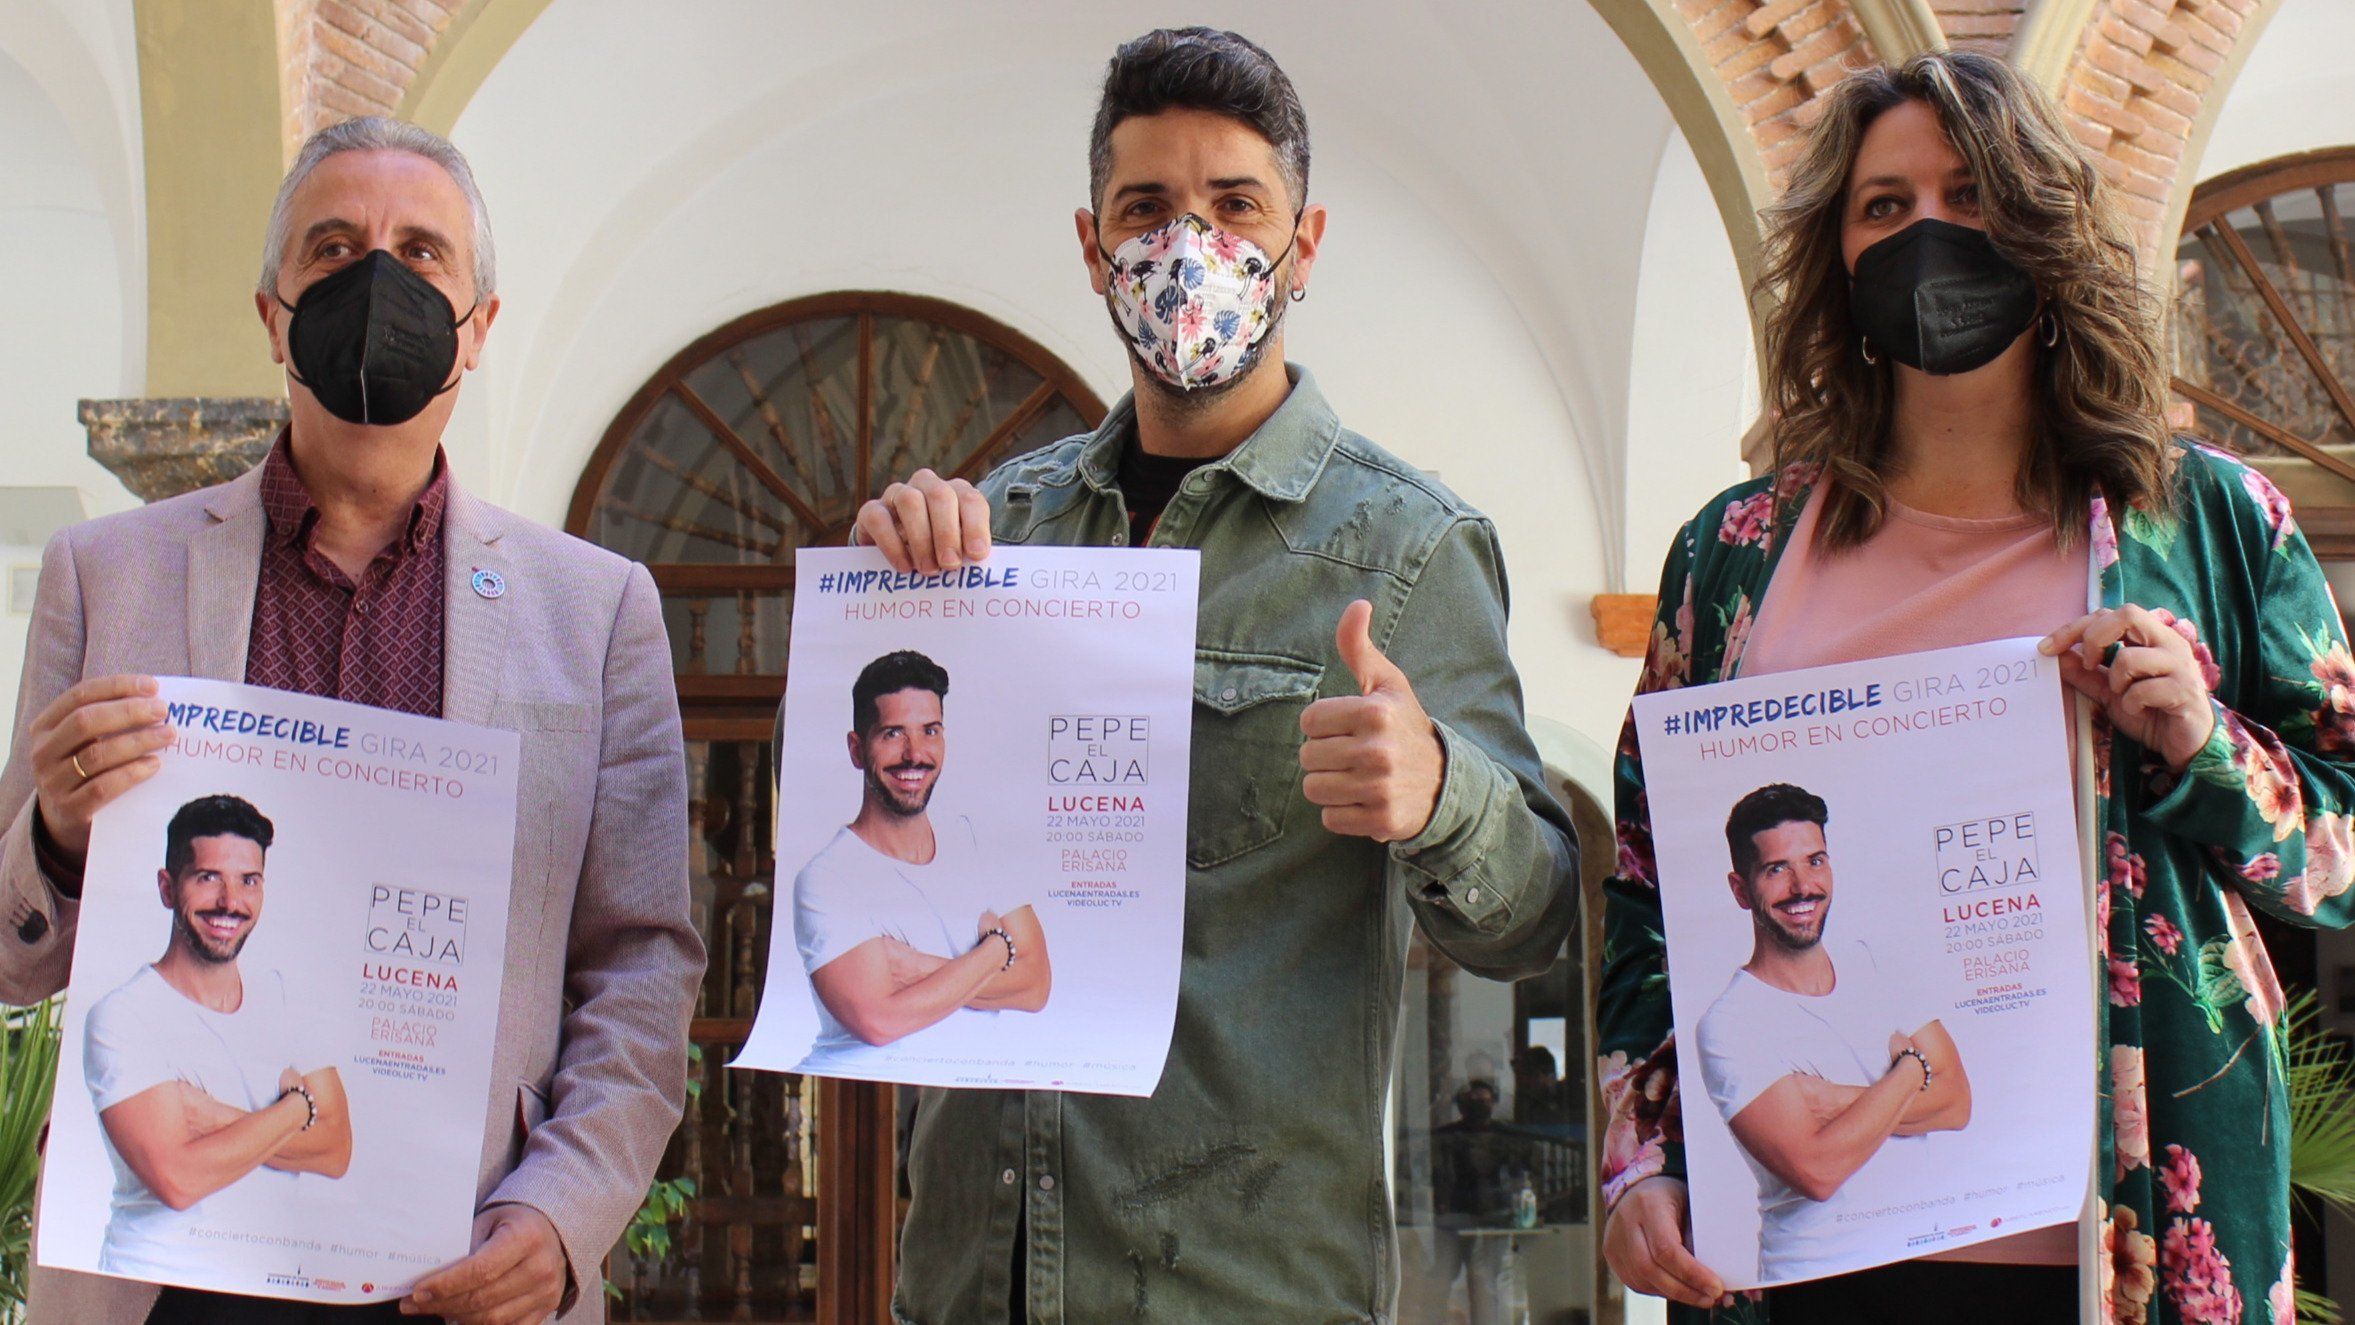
277, 250, 476, 426
1848, 218, 2039, 376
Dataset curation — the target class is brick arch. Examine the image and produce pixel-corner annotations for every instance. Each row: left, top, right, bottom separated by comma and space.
276, 0, 1945, 308
1930, 0, 2027, 53
1632, 0, 2290, 281
2040, 0, 2278, 258
1658, 0, 1954, 192
1592, 0, 1943, 332
1666, 0, 1965, 179
276, 1, 470, 148
264, 0, 2292, 291
1682, 1, 1883, 183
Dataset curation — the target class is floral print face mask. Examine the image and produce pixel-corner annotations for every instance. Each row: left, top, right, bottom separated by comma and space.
1101, 213, 1292, 392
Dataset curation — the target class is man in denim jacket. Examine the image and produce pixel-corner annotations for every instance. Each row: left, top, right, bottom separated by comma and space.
853, 28, 1579, 1324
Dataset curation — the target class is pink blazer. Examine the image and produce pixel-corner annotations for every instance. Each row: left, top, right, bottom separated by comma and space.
0, 464, 705, 1323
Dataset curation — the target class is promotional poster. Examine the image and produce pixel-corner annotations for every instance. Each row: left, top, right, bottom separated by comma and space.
1631, 638, 2095, 1289
38, 678, 519, 1303
734, 546, 1198, 1097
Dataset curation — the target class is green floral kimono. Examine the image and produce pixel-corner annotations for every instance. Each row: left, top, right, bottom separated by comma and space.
1597, 443, 2355, 1324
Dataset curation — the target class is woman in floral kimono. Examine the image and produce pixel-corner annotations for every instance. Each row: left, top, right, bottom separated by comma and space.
1597, 50, 2355, 1325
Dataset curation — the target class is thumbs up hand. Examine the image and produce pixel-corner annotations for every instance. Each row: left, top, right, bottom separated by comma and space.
1299, 600, 1445, 843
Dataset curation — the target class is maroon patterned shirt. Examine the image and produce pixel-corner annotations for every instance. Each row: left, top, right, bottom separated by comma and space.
247, 435, 448, 716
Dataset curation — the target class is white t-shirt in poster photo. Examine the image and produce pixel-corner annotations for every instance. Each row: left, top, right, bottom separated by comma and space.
794, 815, 1022, 1062
735, 546, 1196, 1097
82, 965, 329, 1280
1696, 938, 1936, 1281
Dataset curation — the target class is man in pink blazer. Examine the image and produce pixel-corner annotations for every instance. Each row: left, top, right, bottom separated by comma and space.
0, 116, 703, 1325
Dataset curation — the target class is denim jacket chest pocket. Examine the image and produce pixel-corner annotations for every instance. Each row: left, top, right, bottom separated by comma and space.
1188, 648, 1325, 869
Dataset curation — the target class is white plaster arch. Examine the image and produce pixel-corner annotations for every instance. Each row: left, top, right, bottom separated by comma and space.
0, 0, 145, 511
445, 0, 1697, 743
1623, 125, 1757, 589
2193, 1, 2355, 183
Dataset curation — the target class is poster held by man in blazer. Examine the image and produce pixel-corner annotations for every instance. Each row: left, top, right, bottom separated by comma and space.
0, 116, 704, 1325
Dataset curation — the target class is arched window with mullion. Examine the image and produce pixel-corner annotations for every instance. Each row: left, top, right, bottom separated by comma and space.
566, 290, 1102, 1324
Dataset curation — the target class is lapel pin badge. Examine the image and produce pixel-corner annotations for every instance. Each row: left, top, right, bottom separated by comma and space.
471, 568, 507, 600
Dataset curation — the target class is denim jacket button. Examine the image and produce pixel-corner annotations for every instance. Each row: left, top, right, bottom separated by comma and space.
1001, 1168, 1017, 1185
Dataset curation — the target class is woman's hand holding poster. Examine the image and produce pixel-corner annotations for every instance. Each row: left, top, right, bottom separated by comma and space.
1631, 637, 2095, 1289
38, 678, 519, 1303
733, 546, 1198, 1097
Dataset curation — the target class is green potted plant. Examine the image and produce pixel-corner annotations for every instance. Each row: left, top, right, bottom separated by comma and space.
606, 1044, 703, 1310
1, 999, 61, 1324
2285, 989, 2355, 1323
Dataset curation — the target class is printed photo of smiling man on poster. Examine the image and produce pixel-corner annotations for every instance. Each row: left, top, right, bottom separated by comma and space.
791, 649, 1054, 1071
1631, 639, 2095, 1291
82, 794, 352, 1282
735, 545, 1196, 1098
37, 677, 526, 1306
1695, 782, 1973, 1282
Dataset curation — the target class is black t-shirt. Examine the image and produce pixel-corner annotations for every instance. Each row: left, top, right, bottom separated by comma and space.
1115, 441, 1213, 545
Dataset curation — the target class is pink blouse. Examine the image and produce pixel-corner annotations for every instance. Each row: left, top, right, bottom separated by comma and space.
1740, 484, 2089, 1267
1743, 488, 2091, 677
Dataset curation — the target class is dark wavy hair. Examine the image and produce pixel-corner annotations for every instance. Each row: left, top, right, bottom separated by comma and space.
851, 650, 950, 736
1725, 783, 1828, 880
1758, 50, 2175, 549
165, 794, 275, 875
1089, 28, 1310, 211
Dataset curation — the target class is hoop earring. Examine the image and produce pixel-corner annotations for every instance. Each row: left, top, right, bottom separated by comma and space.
1859, 336, 1880, 367
2041, 312, 2062, 348
1289, 286, 1308, 304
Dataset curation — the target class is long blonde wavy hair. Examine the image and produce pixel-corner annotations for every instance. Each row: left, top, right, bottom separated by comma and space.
1758, 50, 2175, 549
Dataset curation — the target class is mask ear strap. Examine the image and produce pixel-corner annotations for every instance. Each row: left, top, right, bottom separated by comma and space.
1266, 207, 1308, 269
271, 290, 326, 393
1271, 207, 1309, 293
431, 299, 486, 397
275, 287, 479, 402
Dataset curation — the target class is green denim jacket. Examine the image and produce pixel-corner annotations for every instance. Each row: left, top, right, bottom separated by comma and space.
891, 367, 1581, 1324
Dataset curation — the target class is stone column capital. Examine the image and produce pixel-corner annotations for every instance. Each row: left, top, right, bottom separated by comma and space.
80, 397, 288, 502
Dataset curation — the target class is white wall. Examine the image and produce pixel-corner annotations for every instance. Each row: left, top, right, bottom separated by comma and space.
0, 0, 1771, 756
0, 0, 144, 513
1623, 127, 1759, 591
0, 490, 91, 722
0, 0, 144, 731
446, 0, 1753, 751
2194, 1, 2355, 181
